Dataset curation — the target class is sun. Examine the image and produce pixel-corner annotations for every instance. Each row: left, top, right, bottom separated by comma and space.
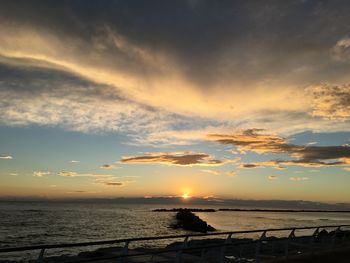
182, 193, 190, 199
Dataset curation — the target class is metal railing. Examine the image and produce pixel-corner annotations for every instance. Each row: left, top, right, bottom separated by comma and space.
1, 224, 350, 262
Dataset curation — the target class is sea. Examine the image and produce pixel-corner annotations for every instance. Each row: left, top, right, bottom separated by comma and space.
1, 201, 350, 261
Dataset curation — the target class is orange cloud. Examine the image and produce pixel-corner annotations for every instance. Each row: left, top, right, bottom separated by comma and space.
208, 129, 289, 154
210, 129, 350, 168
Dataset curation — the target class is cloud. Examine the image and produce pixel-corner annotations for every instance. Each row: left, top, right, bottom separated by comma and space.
200, 169, 237, 177
104, 182, 123, 186
58, 171, 78, 177
120, 152, 232, 166
94, 177, 131, 187
239, 163, 261, 169
33, 171, 50, 177
343, 167, 350, 171
58, 171, 129, 187
290, 177, 309, 181
307, 84, 350, 120
70, 160, 80, 163
210, 129, 350, 168
201, 169, 220, 175
208, 129, 289, 154
97, 181, 124, 187
306, 142, 318, 145
268, 175, 278, 180
1, 1, 350, 139
58, 171, 114, 177
0, 61, 176, 135
0, 155, 13, 160
332, 37, 350, 61
100, 164, 119, 169
225, 171, 237, 177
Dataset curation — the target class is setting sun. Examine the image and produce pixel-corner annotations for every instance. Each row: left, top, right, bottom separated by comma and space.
182, 193, 190, 199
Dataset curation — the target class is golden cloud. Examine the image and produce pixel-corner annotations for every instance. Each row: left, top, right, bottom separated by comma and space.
210, 129, 350, 168
307, 84, 350, 120
208, 129, 289, 154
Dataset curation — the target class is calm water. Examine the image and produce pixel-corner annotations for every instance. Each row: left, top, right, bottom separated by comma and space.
1, 201, 350, 261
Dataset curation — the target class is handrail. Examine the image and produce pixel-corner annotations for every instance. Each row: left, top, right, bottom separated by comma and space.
1, 224, 349, 253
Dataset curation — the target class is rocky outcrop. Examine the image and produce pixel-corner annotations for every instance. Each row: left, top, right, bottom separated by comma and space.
154, 208, 216, 212
171, 209, 216, 233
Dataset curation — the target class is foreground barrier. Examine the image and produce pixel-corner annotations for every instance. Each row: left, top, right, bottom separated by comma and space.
1, 224, 350, 262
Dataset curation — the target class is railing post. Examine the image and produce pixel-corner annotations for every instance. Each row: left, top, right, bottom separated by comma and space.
285, 228, 296, 259
255, 240, 261, 263
342, 226, 348, 243
200, 248, 206, 263
289, 228, 296, 239
119, 241, 129, 263
256, 230, 266, 263
175, 236, 189, 263
37, 248, 45, 263
226, 233, 233, 244
309, 227, 319, 255
331, 226, 341, 248
219, 233, 232, 263
239, 244, 243, 259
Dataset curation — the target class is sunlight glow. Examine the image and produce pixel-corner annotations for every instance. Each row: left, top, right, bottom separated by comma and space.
182, 193, 190, 199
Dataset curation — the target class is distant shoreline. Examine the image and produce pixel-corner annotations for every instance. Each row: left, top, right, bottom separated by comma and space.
153, 208, 350, 213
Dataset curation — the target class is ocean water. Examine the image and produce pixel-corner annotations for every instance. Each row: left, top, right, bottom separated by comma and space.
1, 201, 350, 261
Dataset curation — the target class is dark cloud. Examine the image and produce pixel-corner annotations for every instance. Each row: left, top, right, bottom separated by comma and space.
100, 164, 112, 169
103, 182, 123, 186
2, 0, 350, 87
121, 152, 231, 166
99, 164, 119, 169
94, 178, 126, 186
1, 0, 350, 140
240, 163, 260, 169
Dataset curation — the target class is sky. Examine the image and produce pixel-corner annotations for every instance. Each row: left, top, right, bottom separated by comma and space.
0, 0, 350, 203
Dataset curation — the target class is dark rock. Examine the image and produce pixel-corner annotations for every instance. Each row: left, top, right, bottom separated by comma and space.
153, 208, 216, 212
172, 209, 216, 233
